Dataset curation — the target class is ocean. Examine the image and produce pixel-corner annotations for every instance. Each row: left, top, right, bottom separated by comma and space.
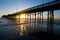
0, 18, 60, 40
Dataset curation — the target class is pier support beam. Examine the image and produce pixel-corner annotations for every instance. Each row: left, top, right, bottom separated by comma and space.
35, 12, 37, 32
29, 12, 32, 32
41, 12, 43, 31
19, 15, 20, 24
40, 12, 41, 23
41, 12, 43, 24
38, 12, 41, 23
47, 10, 54, 34
38, 12, 39, 23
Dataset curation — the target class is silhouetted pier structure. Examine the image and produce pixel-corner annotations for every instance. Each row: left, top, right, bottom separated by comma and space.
2, 0, 60, 34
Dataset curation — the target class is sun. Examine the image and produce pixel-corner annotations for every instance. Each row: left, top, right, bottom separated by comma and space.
20, 14, 26, 18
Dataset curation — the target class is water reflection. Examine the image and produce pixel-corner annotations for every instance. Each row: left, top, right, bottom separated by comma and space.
15, 13, 60, 36
16, 14, 29, 36
15, 13, 43, 36
16, 25, 25, 36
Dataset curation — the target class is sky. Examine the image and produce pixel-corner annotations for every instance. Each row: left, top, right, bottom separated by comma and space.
0, 0, 60, 19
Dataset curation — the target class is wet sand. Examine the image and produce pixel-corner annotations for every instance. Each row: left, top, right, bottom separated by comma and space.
31, 31, 60, 40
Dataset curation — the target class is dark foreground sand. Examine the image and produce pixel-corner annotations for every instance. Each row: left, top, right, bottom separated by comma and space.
31, 31, 60, 40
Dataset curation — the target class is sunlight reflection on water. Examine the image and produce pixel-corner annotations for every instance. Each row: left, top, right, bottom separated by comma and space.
15, 17, 30, 36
